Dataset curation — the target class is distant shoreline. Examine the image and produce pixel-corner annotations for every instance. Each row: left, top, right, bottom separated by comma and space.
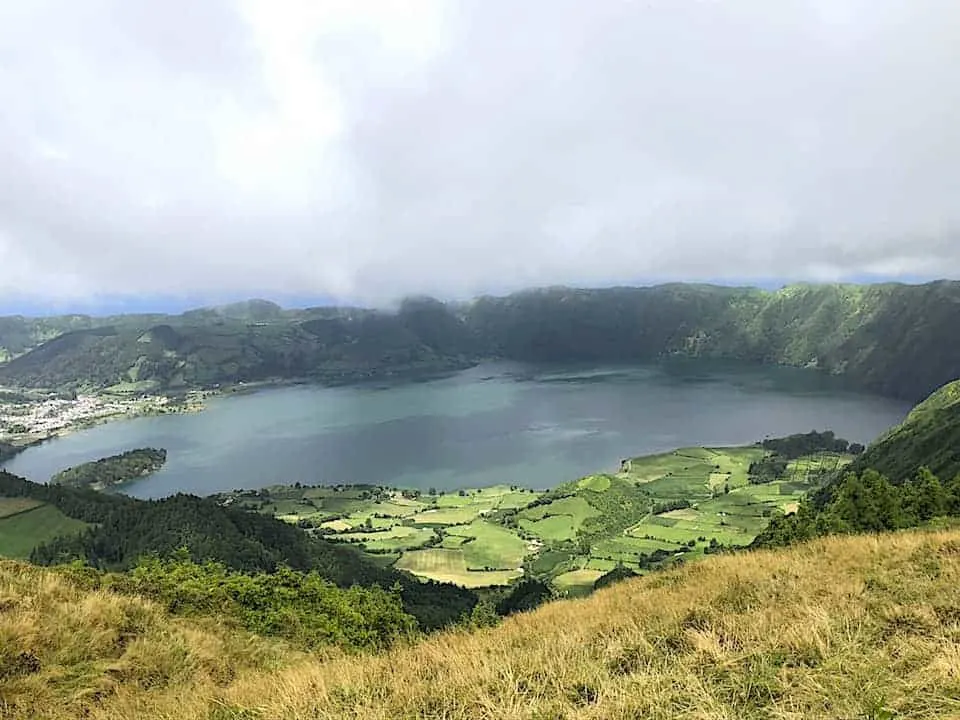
0, 363, 476, 463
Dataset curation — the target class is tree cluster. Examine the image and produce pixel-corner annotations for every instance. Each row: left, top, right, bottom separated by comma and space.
52, 447, 167, 488
759, 430, 854, 459
752, 467, 960, 548
64, 555, 417, 652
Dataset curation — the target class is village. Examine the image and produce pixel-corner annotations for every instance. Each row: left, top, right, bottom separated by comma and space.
0, 390, 204, 448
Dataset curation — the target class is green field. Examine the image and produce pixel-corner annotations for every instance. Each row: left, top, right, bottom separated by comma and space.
221, 483, 542, 586
552, 569, 605, 596
516, 495, 599, 541
220, 444, 843, 590
336, 526, 437, 552
410, 505, 481, 525
519, 514, 576, 541
395, 549, 522, 588
0, 503, 89, 559
445, 520, 529, 570
512, 445, 840, 585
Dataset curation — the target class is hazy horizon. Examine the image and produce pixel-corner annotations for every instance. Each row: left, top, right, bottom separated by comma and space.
0, 275, 949, 318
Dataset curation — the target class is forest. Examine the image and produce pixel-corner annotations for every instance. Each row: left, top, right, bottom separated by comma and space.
2, 281, 960, 401
52, 447, 167, 489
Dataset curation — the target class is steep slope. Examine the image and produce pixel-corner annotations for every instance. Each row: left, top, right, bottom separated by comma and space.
0, 311, 474, 393
853, 378, 960, 483
3, 280, 960, 400
4, 528, 959, 719
463, 280, 960, 400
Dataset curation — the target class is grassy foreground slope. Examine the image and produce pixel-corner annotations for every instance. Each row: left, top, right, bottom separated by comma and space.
3, 527, 960, 719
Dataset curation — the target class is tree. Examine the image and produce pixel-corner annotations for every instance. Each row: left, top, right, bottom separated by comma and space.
593, 564, 638, 590
495, 579, 553, 616
908, 467, 947, 522
945, 474, 960, 514
468, 600, 501, 628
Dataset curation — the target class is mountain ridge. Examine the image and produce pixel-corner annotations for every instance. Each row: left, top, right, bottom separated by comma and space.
2, 280, 960, 401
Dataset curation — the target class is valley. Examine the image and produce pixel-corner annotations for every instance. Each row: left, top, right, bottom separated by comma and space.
1, 285, 959, 719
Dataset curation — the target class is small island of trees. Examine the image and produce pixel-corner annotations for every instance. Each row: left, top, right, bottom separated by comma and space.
52, 447, 167, 490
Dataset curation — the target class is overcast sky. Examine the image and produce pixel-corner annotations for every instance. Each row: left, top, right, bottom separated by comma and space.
1, 0, 958, 311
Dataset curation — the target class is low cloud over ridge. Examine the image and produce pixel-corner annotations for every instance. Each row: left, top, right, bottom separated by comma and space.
1, 0, 958, 307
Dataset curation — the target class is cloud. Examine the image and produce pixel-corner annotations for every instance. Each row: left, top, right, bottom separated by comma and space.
1, 0, 958, 307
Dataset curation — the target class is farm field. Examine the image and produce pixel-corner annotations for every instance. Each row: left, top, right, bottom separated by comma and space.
220, 440, 848, 593
219, 483, 541, 586
0, 502, 89, 559
513, 446, 849, 592
394, 548, 522, 588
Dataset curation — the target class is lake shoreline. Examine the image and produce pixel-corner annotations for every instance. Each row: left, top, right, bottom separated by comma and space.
0, 361, 912, 500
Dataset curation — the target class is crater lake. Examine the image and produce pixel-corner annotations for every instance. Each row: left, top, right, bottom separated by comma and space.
1, 361, 912, 499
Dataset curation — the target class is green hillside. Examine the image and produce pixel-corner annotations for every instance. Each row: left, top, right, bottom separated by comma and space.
753, 377, 960, 548
2, 280, 960, 401
852, 378, 960, 483
0, 470, 478, 631
0, 500, 89, 559
226, 437, 851, 596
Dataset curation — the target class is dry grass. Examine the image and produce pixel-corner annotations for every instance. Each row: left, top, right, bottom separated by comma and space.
5, 529, 960, 719
0, 499, 44, 519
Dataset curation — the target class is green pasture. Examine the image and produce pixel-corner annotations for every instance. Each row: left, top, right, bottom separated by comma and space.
553, 569, 605, 595
411, 505, 481, 525
517, 498, 596, 530
578, 474, 611, 492
0, 504, 89, 559
519, 515, 576, 541
395, 549, 522, 588
336, 526, 436, 552
445, 520, 529, 570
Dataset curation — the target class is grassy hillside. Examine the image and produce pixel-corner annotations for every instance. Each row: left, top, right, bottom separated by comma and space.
3, 527, 959, 719
0, 500, 88, 559
3, 280, 960, 401
854, 378, 960, 483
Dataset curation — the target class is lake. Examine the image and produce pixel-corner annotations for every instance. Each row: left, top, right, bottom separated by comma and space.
1, 361, 911, 499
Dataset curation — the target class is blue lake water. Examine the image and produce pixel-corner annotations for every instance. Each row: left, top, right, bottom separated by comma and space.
0, 361, 911, 499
